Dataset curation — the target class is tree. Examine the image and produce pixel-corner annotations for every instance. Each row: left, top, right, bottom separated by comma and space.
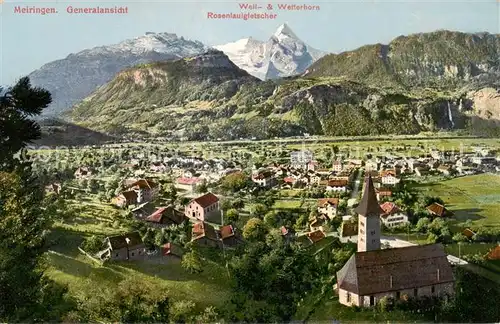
0, 77, 52, 169
416, 217, 430, 233
263, 211, 278, 227
249, 203, 268, 218
452, 232, 468, 243
225, 208, 240, 224
0, 167, 67, 321
181, 251, 203, 274
220, 172, 249, 193
195, 180, 208, 194
243, 218, 268, 242
80, 235, 105, 254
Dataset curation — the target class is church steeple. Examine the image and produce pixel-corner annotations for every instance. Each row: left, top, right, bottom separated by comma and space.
356, 175, 384, 252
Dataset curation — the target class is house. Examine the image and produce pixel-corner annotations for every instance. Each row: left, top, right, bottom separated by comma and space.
219, 225, 244, 247
306, 230, 326, 244
317, 198, 339, 220
74, 167, 92, 180
427, 203, 454, 218
332, 160, 343, 173
326, 180, 348, 192
252, 171, 274, 188
486, 245, 500, 260
131, 202, 156, 218
104, 232, 146, 261
185, 192, 220, 223
126, 179, 159, 204
462, 228, 476, 240
379, 202, 409, 228
335, 176, 455, 308
176, 177, 201, 191
309, 214, 329, 232
112, 190, 138, 208
144, 206, 187, 227
161, 243, 184, 262
190, 222, 221, 248
307, 160, 319, 171
380, 170, 400, 186
340, 221, 357, 244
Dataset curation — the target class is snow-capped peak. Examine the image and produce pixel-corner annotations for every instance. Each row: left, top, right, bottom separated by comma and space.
274, 23, 299, 41
215, 23, 327, 80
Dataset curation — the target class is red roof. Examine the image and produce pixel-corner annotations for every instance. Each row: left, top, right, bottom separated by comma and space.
307, 230, 325, 243
128, 179, 158, 189
487, 245, 500, 260
177, 177, 201, 185
162, 243, 184, 257
379, 202, 402, 217
192, 192, 219, 208
219, 225, 235, 239
318, 198, 339, 207
427, 203, 453, 217
327, 180, 348, 187
284, 177, 294, 183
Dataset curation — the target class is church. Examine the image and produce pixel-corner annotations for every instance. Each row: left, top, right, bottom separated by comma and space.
336, 176, 455, 307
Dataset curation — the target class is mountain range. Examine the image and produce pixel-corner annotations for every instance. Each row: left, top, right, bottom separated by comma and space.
28, 24, 325, 117
24, 27, 500, 141
65, 30, 500, 141
214, 23, 326, 80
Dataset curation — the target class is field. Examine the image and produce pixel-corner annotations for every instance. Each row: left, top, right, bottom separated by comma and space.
415, 173, 500, 229
45, 191, 231, 313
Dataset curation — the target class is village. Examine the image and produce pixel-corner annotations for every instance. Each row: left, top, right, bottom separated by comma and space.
35, 138, 500, 320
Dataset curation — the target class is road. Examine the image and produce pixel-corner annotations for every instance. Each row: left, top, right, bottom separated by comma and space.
348, 168, 363, 206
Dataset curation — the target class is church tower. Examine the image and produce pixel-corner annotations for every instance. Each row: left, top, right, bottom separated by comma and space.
355, 175, 383, 252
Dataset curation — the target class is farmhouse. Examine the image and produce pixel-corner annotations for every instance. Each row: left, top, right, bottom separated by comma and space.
161, 243, 184, 262
427, 203, 454, 218
317, 198, 339, 219
191, 222, 221, 248
144, 206, 187, 227
379, 202, 409, 228
336, 176, 455, 307
219, 225, 244, 247
103, 232, 146, 261
185, 192, 221, 223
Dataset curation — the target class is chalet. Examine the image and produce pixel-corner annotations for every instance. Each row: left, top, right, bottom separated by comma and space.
427, 203, 454, 218
380, 170, 400, 186
317, 198, 339, 220
126, 179, 159, 204
45, 183, 62, 195
112, 190, 138, 208
379, 202, 409, 228
462, 228, 476, 240
74, 167, 92, 180
161, 243, 184, 262
326, 179, 348, 192
103, 232, 146, 261
144, 206, 187, 227
185, 192, 220, 223
252, 171, 274, 188
191, 222, 221, 248
336, 176, 455, 308
219, 225, 244, 247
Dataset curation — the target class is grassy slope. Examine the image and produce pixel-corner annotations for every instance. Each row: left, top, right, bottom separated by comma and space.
415, 173, 500, 229
45, 193, 231, 312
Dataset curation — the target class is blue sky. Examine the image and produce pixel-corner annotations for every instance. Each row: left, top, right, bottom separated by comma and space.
1, 0, 498, 85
